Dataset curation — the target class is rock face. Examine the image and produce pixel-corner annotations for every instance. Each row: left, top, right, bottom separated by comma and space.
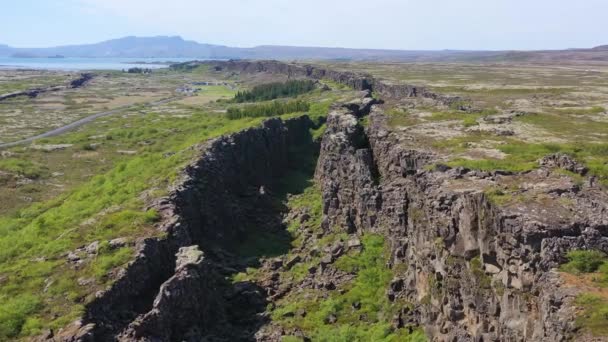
117, 246, 223, 341
314, 103, 608, 341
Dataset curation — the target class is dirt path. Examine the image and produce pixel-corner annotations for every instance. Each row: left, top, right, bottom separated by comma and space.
0, 96, 182, 149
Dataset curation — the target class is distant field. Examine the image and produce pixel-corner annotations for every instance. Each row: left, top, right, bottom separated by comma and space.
0, 69, 241, 144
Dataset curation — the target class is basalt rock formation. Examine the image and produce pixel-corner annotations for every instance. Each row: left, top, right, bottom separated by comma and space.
50, 61, 608, 341
0, 73, 95, 102
205, 60, 462, 107
315, 103, 608, 341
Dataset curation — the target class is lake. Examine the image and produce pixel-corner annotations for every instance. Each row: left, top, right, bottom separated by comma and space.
0, 57, 197, 70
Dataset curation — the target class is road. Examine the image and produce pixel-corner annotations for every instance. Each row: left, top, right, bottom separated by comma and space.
0, 96, 181, 149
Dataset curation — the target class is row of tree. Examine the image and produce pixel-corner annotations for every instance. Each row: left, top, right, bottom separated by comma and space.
226, 100, 310, 120
233, 80, 315, 103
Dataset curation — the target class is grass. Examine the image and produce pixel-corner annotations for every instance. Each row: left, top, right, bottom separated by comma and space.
553, 106, 605, 116
517, 113, 608, 141
427, 111, 482, 127
273, 234, 425, 341
439, 137, 608, 184
574, 293, 608, 336
386, 108, 419, 127
0, 158, 49, 179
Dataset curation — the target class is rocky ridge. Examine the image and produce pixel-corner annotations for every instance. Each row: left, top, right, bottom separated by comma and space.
206, 60, 462, 107
0, 73, 95, 102
48, 61, 608, 341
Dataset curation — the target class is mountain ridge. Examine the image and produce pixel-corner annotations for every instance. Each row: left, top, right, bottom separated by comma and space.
1, 36, 608, 62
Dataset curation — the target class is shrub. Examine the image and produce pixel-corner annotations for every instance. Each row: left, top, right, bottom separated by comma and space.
560, 250, 607, 274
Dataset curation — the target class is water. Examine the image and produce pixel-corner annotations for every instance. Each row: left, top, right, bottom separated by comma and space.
0, 57, 197, 71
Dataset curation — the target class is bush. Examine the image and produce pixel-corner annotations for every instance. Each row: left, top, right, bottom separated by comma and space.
560, 250, 607, 274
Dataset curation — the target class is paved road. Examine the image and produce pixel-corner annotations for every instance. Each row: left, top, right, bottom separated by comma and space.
0, 96, 181, 149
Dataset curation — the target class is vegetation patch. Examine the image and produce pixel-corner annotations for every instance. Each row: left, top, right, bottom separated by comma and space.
226, 100, 310, 120
573, 293, 608, 336
441, 138, 608, 184
0, 158, 49, 179
559, 250, 608, 336
233, 80, 316, 103
560, 250, 608, 284
273, 234, 425, 341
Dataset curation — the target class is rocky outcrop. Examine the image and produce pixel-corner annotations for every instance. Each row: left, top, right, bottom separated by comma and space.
117, 246, 224, 341
70, 73, 95, 88
207, 60, 461, 106
314, 103, 608, 341
0, 73, 95, 102
539, 153, 589, 175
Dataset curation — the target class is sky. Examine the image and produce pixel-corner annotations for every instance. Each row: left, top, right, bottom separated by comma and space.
1, 0, 607, 50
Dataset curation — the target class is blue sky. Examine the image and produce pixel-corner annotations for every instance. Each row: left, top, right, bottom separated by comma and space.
1, 0, 607, 50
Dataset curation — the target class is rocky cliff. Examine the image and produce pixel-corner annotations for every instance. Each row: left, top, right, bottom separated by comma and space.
314, 102, 608, 341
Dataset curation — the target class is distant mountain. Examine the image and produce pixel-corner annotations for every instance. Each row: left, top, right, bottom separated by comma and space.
1, 36, 607, 62
2, 36, 243, 59
0, 44, 12, 56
